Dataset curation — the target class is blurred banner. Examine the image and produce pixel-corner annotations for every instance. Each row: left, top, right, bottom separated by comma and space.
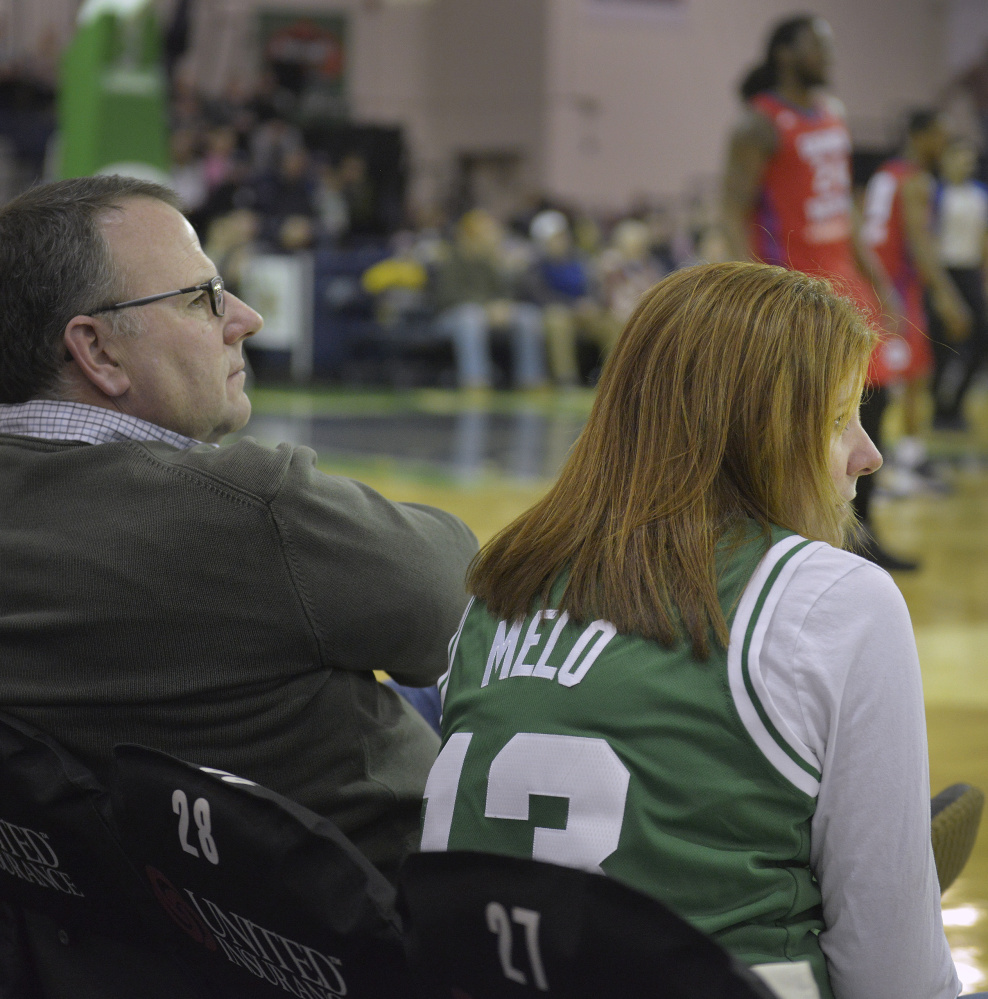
240, 251, 315, 382
57, 0, 169, 181
257, 11, 348, 123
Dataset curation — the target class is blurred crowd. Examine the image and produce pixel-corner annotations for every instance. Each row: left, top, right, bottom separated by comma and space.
158, 71, 714, 391
342, 201, 701, 391
0, 29, 723, 393
169, 70, 392, 255
0, 26, 58, 194
1, 33, 987, 414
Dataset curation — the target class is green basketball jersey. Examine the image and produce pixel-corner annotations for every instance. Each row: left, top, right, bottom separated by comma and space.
422, 525, 833, 997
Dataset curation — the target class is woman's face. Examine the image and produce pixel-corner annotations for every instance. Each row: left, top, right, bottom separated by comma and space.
829, 385, 882, 502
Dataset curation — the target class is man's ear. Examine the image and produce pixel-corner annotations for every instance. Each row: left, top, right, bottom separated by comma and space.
63, 315, 131, 398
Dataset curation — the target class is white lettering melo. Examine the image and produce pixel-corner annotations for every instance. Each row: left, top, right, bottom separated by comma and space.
483, 614, 616, 688
481, 619, 523, 687
556, 621, 617, 687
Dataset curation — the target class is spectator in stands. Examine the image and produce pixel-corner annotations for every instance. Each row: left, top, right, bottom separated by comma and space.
598, 217, 667, 327
336, 151, 379, 242
573, 211, 605, 259
520, 208, 617, 387
433, 208, 547, 391
313, 156, 351, 244
169, 127, 208, 232
249, 112, 304, 177
639, 201, 680, 274
196, 149, 259, 239
168, 69, 206, 135
361, 235, 431, 330
201, 124, 240, 193
422, 261, 958, 999
203, 206, 260, 301
0, 35, 56, 189
254, 145, 320, 252
0, 175, 477, 882
247, 66, 298, 125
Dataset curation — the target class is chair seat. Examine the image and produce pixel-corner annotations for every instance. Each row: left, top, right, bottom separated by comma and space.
0, 711, 208, 998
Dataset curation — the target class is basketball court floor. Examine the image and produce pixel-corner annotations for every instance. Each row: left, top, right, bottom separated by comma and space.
242, 381, 988, 990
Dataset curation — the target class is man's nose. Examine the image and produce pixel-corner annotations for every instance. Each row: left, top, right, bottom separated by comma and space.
223, 293, 263, 342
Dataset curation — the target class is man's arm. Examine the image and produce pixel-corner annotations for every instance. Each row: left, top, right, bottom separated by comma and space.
901, 171, 971, 340
721, 107, 776, 261
272, 446, 479, 686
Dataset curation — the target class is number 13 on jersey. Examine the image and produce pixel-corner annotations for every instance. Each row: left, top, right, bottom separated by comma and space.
420, 731, 630, 872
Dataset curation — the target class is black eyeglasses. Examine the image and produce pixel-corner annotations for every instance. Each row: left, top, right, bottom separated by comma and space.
90, 276, 225, 318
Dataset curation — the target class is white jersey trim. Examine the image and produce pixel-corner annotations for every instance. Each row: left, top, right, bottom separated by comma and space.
728, 535, 826, 798
439, 596, 475, 709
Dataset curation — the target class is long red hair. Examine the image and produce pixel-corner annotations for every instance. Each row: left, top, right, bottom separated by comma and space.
468, 261, 877, 659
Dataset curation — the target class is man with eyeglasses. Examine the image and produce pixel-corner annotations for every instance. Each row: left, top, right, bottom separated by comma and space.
0, 176, 477, 883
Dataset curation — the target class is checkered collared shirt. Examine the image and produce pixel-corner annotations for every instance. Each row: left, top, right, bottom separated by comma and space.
0, 400, 204, 449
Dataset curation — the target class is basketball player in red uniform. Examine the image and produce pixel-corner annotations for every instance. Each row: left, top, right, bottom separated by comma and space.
722, 15, 918, 571
862, 110, 970, 493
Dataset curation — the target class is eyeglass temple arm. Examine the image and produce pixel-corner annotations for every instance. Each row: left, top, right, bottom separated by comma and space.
93, 284, 209, 314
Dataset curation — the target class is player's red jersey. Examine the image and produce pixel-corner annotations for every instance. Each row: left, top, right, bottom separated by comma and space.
749, 91, 857, 277
861, 158, 933, 380
749, 92, 905, 387
862, 159, 924, 324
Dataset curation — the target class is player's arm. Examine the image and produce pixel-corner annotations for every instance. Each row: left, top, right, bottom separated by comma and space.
721, 108, 776, 261
902, 171, 971, 340
850, 205, 904, 326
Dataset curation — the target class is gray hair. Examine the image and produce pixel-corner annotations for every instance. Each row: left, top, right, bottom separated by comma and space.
0, 175, 183, 403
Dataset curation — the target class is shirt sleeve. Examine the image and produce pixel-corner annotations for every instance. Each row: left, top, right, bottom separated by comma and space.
758, 550, 959, 999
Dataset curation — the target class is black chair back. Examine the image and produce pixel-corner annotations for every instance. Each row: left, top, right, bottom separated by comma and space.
0, 712, 208, 998
113, 743, 413, 999
398, 850, 780, 999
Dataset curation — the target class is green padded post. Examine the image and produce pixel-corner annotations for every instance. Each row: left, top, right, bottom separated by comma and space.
57, 0, 169, 181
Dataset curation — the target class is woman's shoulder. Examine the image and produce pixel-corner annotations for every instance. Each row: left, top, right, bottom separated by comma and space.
755, 532, 906, 622
765, 531, 894, 579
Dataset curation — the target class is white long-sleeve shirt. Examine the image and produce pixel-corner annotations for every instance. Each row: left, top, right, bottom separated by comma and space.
751, 541, 959, 999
